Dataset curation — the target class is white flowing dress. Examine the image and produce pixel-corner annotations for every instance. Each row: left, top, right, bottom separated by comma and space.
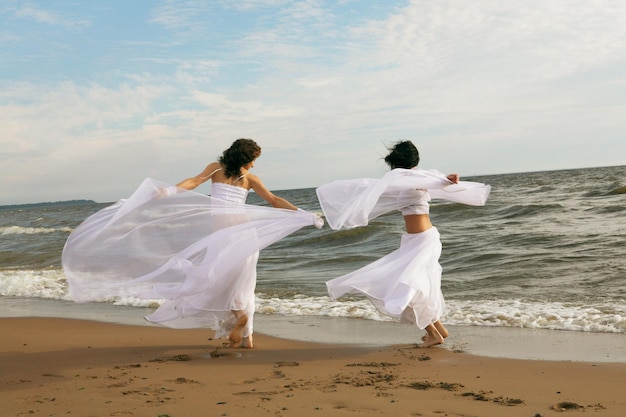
317, 168, 490, 329
62, 178, 323, 339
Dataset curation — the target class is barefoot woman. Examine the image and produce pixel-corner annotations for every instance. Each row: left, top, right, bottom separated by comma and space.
317, 141, 490, 347
170, 138, 301, 348
63, 139, 322, 349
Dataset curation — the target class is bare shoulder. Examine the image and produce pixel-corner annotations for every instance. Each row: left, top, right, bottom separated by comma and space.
244, 172, 259, 186
205, 161, 222, 172
198, 161, 222, 177
244, 172, 260, 183
247, 173, 271, 193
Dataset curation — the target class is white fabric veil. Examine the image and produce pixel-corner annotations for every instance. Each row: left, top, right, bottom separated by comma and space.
62, 178, 323, 327
316, 168, 491, 230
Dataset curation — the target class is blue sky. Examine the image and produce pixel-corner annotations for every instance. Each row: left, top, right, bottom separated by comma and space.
1, 0, 625, 205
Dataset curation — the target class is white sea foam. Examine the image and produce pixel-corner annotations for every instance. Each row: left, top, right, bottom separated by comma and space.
444, 299, 625, 333
1, 270, 624, 334
1, 225, 73, 235
255, 293, 626, 334
0, 269, 70, 299
256, 294, 393, 322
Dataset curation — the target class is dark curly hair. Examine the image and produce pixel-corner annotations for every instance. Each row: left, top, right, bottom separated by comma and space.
384, 140, 420, 169
218, 138, 262, 178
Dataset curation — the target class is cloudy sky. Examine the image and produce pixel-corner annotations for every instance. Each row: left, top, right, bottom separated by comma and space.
1, 0, 625, 205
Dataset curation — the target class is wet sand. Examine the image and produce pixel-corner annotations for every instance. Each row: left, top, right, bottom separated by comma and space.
1, 317, 625, 417
3, 296, 625, 362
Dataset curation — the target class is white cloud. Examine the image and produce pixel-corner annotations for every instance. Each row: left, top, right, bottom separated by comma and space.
14, 4, 90, 28
2, 0, 626, 204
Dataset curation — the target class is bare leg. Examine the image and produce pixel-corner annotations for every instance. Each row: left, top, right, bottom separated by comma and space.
228, 311, 248, 347
421, 324, 444, 348
422, 320, 449, 341
433, 320, 449, 339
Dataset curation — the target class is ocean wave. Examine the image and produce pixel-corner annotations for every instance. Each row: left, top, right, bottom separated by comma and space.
0, 269, 69, 299
491, 203, 564, 220
592, 204, 626, 215
444, 299, 625, 333
2, 269, 621, 334
255, 294, 625, 334
1, 226, 73, 235
608, 186, 626, 195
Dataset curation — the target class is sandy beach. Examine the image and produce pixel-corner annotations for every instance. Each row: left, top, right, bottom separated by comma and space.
2, 317, 625, 417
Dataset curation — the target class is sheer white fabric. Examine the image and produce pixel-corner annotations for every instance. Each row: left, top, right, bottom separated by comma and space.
316, 168, 491, 230
62, 178, 323, 338
318, 168, 490, 329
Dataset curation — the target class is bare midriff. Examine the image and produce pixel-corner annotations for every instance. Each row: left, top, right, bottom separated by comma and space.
404, 214, 433, 234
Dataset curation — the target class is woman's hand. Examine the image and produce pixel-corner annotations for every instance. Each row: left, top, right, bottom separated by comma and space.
447, 173, 459, 184
155, 186, 178, 199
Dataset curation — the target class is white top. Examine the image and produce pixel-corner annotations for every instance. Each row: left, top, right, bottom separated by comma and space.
211, 182, 249, 204
399, 189, 430, 216
316, 168, 491, 230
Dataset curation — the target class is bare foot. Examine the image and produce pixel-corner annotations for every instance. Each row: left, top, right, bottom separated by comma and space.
240, 335, 254, 349
228, 315, 248, 347
420, 323, 445, 347
421, 332, 444, 348
422, 321, 449, 341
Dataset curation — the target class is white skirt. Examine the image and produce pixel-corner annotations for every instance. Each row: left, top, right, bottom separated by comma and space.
326, 227, 444, 329
144, 252, 259, 338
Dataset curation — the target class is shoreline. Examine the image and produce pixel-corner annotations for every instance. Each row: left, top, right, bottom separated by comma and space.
1, 296, 625, 363
2, 316, 625, 417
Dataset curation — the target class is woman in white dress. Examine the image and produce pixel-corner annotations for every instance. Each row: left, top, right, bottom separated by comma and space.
169, 138, 304, 348
317, 141, 490, 347
63, 138, 322, 349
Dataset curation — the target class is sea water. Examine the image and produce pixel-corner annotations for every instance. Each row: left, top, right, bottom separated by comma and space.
1, 166, 625, 338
